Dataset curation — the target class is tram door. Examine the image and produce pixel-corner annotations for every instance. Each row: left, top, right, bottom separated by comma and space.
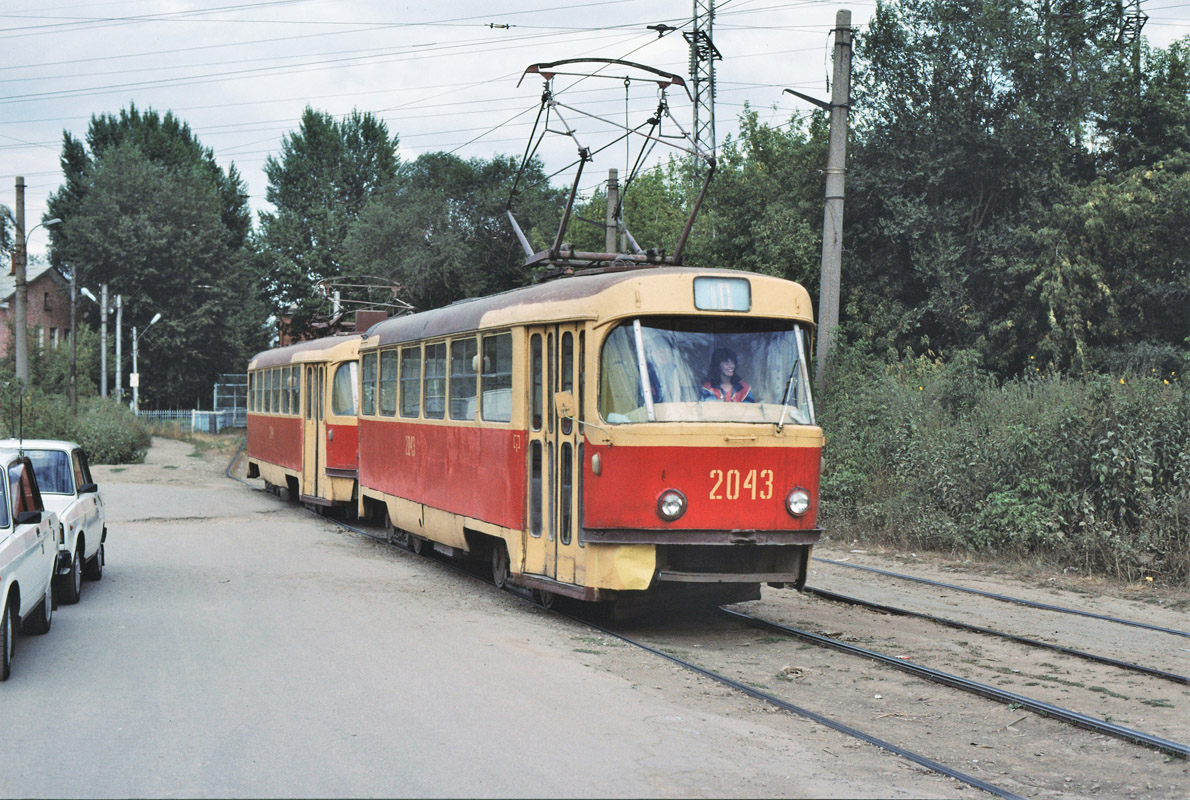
525, 324, 581, 583
302, 364, 326, 501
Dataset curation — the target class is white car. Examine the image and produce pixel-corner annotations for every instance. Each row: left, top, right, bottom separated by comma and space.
0, 448, 60, 681
0, 440, 106, 605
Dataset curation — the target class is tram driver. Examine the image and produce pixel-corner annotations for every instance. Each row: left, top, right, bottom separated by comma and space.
699, 348, 755, 403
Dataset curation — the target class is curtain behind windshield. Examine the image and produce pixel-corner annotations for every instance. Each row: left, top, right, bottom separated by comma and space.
599, 317, 814, 425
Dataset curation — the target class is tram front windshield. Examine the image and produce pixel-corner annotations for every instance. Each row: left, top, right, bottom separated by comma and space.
599, 317, 815, 425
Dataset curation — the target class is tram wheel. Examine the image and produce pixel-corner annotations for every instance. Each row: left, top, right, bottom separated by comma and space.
491, 543, 509, 589
537, 589, 557, 610
384, 510, 396, 545
409, 535, 425, 556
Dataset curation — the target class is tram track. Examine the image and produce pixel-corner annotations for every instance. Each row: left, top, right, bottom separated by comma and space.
813, 557, 1190, 639
721, 606, 1189, 758
802, 585, 1189, 685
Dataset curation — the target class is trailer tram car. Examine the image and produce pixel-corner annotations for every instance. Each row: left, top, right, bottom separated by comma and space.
246, 334, 362, 512
355, 267, 823, 607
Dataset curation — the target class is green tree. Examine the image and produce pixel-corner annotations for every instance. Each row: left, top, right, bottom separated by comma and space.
256, 108, 400, 333
845, 0, 1130, 372
58, 142, 267, 407
565, 109, 826, 287
344, 152, 561, 310
45, 104, 265, 407
48, 103, 251, 256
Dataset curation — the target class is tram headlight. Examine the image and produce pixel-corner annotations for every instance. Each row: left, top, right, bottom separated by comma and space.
656, 489, 687, 522
786, 488, 811, 518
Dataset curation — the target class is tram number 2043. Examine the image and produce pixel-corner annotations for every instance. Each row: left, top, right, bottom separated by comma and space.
709, 469, 774, 501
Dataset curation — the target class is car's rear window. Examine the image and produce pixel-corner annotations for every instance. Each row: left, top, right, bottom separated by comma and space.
24, 449, 73, 494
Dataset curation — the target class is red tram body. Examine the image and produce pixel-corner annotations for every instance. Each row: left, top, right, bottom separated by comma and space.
246, 334, 361, 510
246, 267, 824, 607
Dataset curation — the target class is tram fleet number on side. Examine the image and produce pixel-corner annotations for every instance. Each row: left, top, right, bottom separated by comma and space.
709, 469, 774, 501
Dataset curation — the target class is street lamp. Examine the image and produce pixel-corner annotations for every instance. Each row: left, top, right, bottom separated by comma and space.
2, 202, 61, 388
131, 312, 162, 415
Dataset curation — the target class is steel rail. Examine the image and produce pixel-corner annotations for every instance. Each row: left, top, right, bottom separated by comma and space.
805, 586, 1188, 685
722, 607, 1189, 759
575, 615, 1027, 800
315, 513, 1026, 799
813, 557, 1190, 639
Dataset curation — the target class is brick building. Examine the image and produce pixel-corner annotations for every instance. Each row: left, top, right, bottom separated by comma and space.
0, 263, 73, 358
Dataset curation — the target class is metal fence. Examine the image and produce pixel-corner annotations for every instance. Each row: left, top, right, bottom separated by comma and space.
137, 374, 248, 433
137, 409, 244, 433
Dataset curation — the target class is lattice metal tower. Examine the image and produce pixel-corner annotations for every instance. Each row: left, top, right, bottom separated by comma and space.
684, 0, 722, 155
1117, 0, 1148, 83
1117, 0, 1148, 44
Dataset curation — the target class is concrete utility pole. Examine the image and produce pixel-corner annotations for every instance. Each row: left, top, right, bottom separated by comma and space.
69, 266, 77, 412
606, 169, 619, 253
115, 294, 123, 403
814, 10, 853, 393
13, 177, 28, 388
100, 284, 108, 398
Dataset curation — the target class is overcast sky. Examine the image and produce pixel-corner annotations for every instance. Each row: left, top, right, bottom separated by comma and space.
3, 0, 1189, 259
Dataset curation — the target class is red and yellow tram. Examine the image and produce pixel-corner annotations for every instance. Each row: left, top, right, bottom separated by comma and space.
246, 334, 362, 511
354, 266, 822, 605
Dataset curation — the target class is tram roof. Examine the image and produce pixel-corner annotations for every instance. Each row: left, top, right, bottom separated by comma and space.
249, 332, 363, 370
365, 267, 813, 347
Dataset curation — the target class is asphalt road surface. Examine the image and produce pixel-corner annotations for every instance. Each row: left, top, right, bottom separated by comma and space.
0, 439, 943, 798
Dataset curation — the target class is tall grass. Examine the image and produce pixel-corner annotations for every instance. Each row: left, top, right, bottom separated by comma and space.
819, 348, 1189, 582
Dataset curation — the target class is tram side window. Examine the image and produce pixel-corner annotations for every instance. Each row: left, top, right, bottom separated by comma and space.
271, 368, 281, 413
481, 333, 512, 423
400, 346, 421, 418
361, 352, 377, 416
530, 334, 543, 431
450, 337, 478, 420
529, 440, 542, 537
379, 350, 398, 417
288, 368, 299, 414
424, 342, 446, 419
560, 441, 573, 545
333, 362, 358, 416
283, 367, 293, 415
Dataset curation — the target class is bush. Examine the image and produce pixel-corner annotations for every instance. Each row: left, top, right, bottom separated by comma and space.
75, 399, 151, 464
0, 380, 150, 464
820, 346, 1189, 581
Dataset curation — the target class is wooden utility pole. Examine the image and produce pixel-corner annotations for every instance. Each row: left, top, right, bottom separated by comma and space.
814, 10, 853, 393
